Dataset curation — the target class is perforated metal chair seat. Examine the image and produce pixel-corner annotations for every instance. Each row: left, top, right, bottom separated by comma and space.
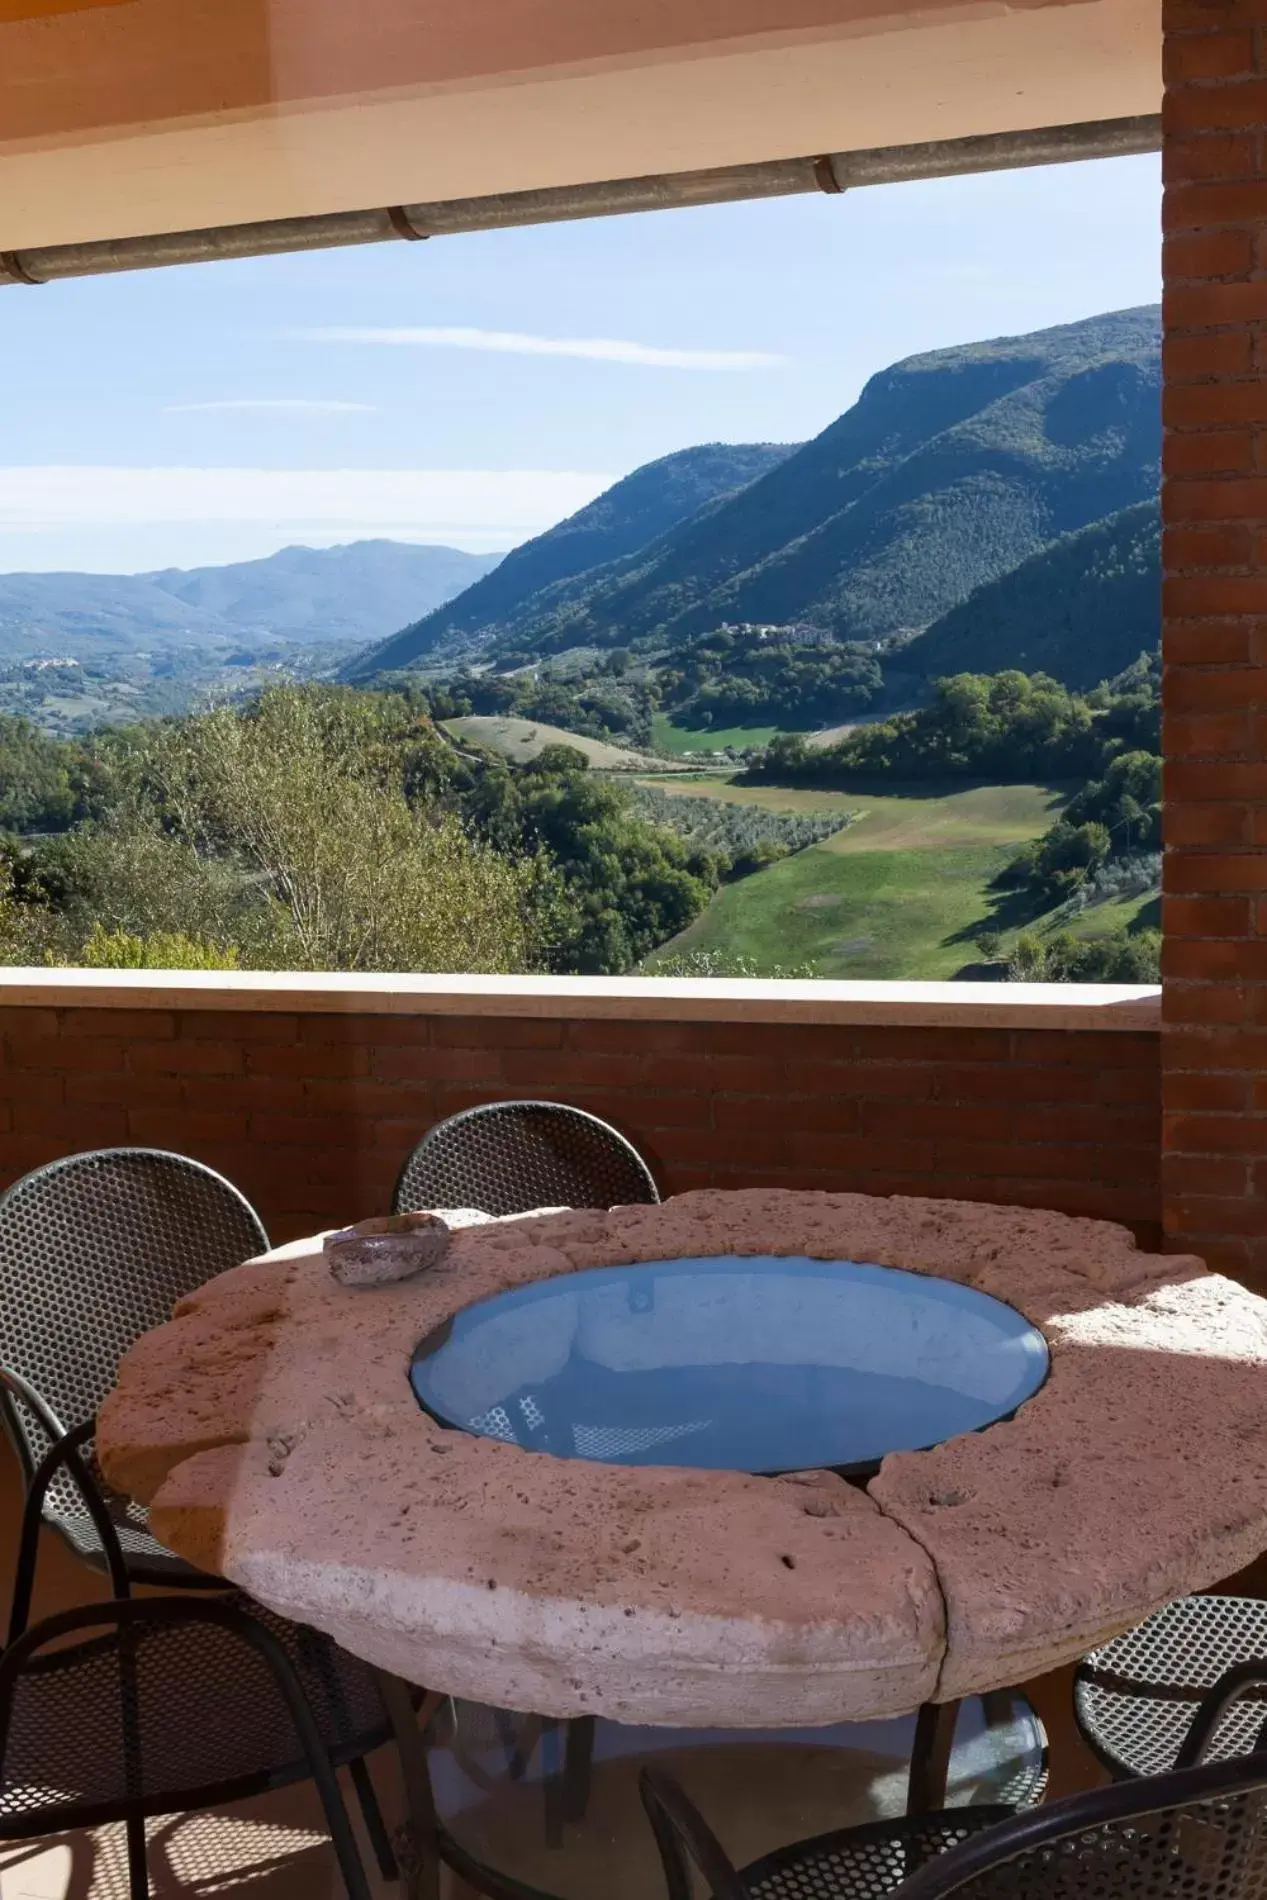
665, 1806, 1016, 1900
393, 1100, 659, 1217
643, 1731, 1267, 1900
990, 1746, 1048, 1815
51, 1471, 217, 1585
0, 1593, 390, 1832
1075, 1596, 1267, 1780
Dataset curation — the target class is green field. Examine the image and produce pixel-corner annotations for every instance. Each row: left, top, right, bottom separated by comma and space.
1060, 891, 1159, 940
648, 782, 1070, 979
444, 715, 676, 772
822, 783, 1068, 853
645, 778, 1066, 846
650, 713, 780, 757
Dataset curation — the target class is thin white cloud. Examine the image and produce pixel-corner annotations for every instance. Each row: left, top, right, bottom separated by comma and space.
164, 399, 377, 414
294, 325, 787, 372
0, 467, 614, 555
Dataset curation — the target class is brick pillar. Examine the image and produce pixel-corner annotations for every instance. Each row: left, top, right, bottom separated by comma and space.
1162, 0, 1267, 1283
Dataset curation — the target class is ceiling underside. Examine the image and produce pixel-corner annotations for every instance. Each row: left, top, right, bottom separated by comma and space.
1, 0, 1159, 253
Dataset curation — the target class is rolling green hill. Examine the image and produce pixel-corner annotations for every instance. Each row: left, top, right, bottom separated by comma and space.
341, 306, 1160, 684
647, 781, 1067, 978
343, 442, 795, 678
409, 307, 1160, 671
905, 500, 1160, 689
442, 714, 681, 771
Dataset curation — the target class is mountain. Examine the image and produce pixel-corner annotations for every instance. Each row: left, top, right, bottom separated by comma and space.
904, 500, 1160, 691
342, 442, 797, 678
0, 541, 500, 660
147, 541, 500, 642
356, 307, 1160, 676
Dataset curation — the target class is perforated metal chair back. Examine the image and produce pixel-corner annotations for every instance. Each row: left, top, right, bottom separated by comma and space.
892, 1751, 1267, 1900
0, 1148, 267, 1582
393, 1100, 660, 1217
0, 1148, 268, 1460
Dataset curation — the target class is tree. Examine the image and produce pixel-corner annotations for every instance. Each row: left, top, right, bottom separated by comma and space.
1008, 747, 1161, 906
23, 686, 554, 976
0, 716, 91, 833
461, 745, 709, 972
147, 687, 552, 973
1008, 927, 1160, 984
749, 670, 1107, 785
1027, 820, 1112, 902
0, 684, 717, 978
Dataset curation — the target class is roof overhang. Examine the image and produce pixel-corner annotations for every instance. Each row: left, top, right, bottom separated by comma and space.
2, 0, 1160, 255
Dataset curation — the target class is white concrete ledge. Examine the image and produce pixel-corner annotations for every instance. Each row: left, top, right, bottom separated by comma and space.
0, 968, 1162, 1031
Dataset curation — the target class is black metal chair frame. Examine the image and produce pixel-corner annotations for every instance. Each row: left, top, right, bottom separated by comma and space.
0, 1375, 400, 1900
0, 1364, 403, 1895
0, 1595, 377, 1900
638, 1662, 1267, 1900
392, 1099, 661, 1217
0, 1146, 270, 1590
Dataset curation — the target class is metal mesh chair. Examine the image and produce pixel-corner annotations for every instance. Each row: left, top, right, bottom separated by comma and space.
0, 1147, 268, 1587
0, 1376, 405, 1895
393, 1100, 660, 1217
1075, 1596, 1267, 1780
0, 1594, 387, 1900
640, 1663, 1267, 1900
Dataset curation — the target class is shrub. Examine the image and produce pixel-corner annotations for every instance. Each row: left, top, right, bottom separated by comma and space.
72, 925, 241, 969
1007, 927, 1160, 983
644, 950, 819, 979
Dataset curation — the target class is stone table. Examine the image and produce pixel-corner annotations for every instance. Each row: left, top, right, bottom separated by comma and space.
98, 1188, 1267, 1730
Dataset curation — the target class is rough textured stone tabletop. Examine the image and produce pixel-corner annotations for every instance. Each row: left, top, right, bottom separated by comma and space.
98, 1190, 1267, 1727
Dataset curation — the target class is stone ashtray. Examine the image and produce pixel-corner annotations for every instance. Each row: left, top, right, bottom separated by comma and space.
324, 1212, 451, 1288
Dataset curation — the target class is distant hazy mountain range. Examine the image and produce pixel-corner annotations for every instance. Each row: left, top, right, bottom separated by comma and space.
345, 306, 1161, 692
0, 541, 501, 660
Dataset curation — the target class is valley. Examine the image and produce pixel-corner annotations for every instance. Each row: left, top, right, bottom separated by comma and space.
0, 306, 1165, 981
641, 776, 1155, 979
642, 781, 1069, 978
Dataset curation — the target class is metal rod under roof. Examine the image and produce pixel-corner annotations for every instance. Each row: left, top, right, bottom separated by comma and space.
0, 114, 1160, 288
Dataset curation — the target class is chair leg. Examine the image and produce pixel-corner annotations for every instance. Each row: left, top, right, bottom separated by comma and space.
562, 1717, 596, 1824
908, 1700, 961, 1815
125, 1811, 148, 1900
541, 1720, 565, 1849
308, 1756, 375, 1900
349, 1754, 399, 1881
377, 1671, 442, 1900
980, 1689, 1013, 1730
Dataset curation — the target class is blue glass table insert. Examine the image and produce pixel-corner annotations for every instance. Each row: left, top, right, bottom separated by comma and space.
409, 1254, 1049, 1478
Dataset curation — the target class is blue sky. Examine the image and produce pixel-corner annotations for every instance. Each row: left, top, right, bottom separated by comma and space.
0, 153, 1160, 575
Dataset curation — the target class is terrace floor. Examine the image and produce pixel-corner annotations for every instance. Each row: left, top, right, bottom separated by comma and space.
1, 1712, 1094, 1900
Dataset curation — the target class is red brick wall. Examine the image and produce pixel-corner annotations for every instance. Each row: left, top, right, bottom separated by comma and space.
0, 1005, 1160, 1245
1162, 0, 1267, 1282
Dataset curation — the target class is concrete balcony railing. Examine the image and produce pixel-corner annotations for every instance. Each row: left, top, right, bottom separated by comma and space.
0, 971, 1162, 1247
